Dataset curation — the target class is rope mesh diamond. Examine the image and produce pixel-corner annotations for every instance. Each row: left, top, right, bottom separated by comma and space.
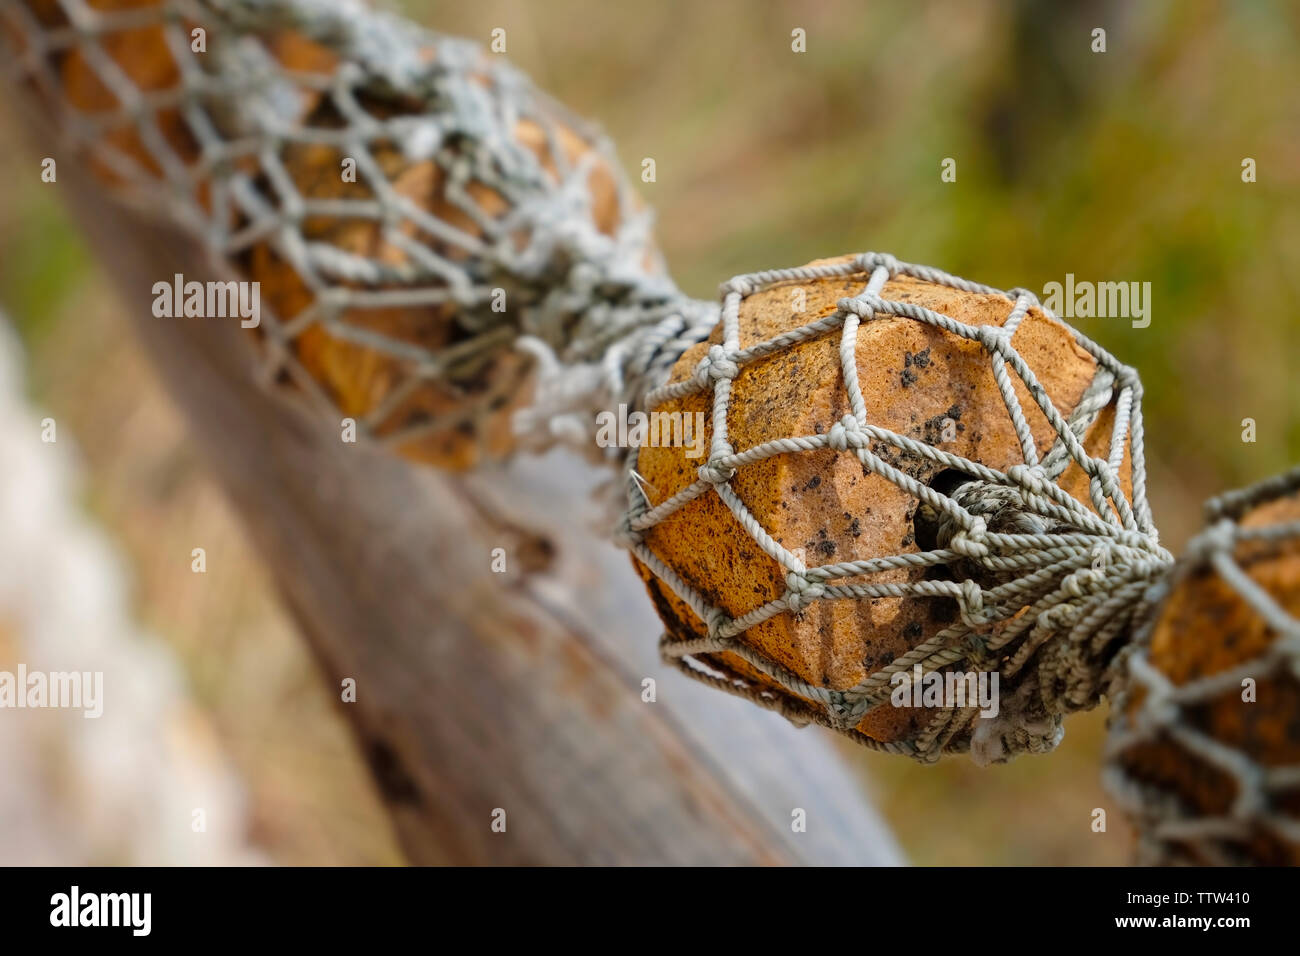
0, 0, 714, 461
619, 253, 1175, 763
1105, 465, 1300, 864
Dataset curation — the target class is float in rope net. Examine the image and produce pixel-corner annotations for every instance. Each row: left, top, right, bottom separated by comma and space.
620, 253, 1174, 764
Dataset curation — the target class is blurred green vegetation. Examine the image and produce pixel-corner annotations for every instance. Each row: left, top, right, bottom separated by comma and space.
0, 187, 87, 344
2, 0, 1296, 864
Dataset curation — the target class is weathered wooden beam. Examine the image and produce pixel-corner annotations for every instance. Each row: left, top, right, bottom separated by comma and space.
32, 136, 903, 865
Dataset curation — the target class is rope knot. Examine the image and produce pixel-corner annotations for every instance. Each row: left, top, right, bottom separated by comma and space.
719, 277, 754, 297
839, 292, 885, 319
856, 252, 899, 276
785, 571, 827, 612
949, 516, 990, 558
1006, 463, 1049, 495
828, 414, 864, 452
826, 689, 856, 723
697, 446, 736, 484
695, 345, 739, 385
958, 579, 988, 627
705, 608, 729, 640
979, 324, 1013, 349
1062, 567, 1106, 598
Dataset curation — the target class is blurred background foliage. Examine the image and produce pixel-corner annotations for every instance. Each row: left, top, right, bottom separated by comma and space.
0, 0, 1296, 864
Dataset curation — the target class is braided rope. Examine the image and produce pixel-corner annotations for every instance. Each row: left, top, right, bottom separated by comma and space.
1104, 465, 1300, 864
619, 253, 1174, 763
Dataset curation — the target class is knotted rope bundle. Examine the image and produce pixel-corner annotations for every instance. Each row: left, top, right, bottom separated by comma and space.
620, 253, 1174, 764
1, 0, 714, 467
1105, 466, 1300, 864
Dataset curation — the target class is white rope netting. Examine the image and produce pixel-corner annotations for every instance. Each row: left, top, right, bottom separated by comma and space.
618, 253, 1175, 763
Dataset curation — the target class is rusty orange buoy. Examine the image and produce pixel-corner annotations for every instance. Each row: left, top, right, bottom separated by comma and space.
622, 253, 1169, 763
